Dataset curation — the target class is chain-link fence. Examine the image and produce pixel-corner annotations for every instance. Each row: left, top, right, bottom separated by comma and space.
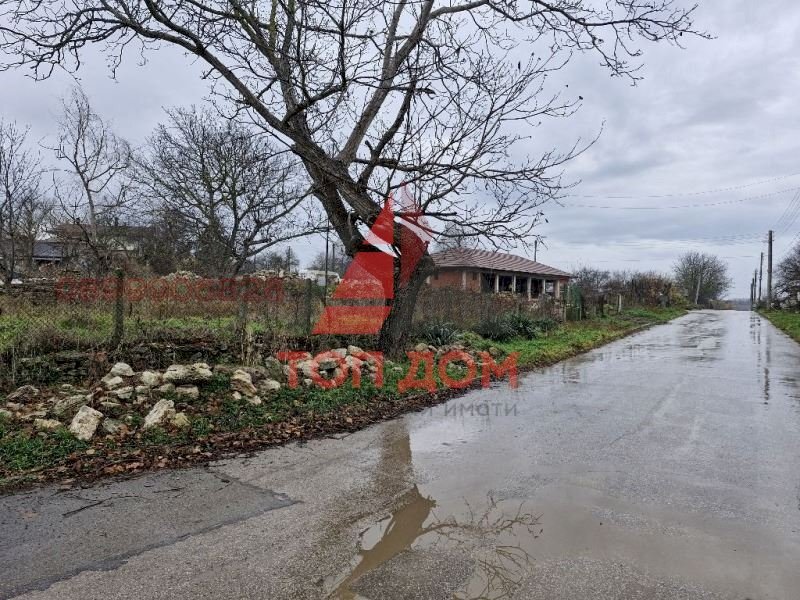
414, 286, 565, 329
1, 272, 670, 388
0, 273, 327, 375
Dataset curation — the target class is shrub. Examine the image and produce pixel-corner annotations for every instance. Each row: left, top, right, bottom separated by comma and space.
415, 320, 460, 346
473, 313, 560, 342
530, 317, 558, 333
504, 313, 540, 339
473, 315, 518, 342
458, 330, 491, 350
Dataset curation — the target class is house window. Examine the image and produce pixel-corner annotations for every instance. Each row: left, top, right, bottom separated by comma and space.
434, 271, 439, 280
472, 272, 478, 281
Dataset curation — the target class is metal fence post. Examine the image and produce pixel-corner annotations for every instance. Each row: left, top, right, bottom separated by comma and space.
303, 278, 314, 335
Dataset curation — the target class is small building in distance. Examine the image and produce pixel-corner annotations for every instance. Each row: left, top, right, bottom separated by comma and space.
428, 247, 571, 300
298, 269, 342, 287
31, 240, 65, 267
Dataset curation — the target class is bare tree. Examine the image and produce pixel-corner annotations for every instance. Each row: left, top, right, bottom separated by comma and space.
0, 0, 707, 351
138, 206, 196, 275
136, 107, 315, 276
51, 87, 132, 274
674, 251, 732, 307
572, 266, 611, 300
434, 222, 485, 252
0, 119, 48, 284
776, 242, 800, 309
308, 239, 351, 275
258, 250, 288, 273
283, 247, 300, 275
15, 185, 54, 274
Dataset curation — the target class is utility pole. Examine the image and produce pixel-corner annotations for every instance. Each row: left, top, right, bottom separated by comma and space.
285, 247, 293, 275
694, 258, 704, 306
767, 230, 774, 309
758, 252, 764, 305
753, 270, 759, 309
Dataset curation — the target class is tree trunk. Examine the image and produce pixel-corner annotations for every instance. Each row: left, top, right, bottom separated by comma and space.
378, 254, 433, 357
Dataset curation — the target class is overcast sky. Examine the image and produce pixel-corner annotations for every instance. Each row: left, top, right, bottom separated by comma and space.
1, 0, 799, 298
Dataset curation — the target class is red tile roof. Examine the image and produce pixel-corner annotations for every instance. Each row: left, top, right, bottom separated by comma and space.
430, 248, 571, 278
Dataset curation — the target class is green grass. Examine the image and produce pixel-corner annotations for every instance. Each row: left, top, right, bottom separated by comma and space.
0, 313, 240, 353
0, 420, 88, 473
761, 310, 800, 342
495, 307, 685, 367
0, 311, 304, 354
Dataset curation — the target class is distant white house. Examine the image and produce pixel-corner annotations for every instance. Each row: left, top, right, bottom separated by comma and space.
299, 269, 341, 287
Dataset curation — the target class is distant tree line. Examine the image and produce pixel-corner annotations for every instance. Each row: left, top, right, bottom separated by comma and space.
776, 241, 800, 310
571, 251, 733, 310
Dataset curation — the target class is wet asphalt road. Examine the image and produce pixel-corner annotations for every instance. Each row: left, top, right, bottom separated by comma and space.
2, 310, 800, 599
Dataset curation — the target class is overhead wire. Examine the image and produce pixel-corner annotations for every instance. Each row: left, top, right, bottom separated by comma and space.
773, 189, 800, 231
564, 233, 767, 249
775, 197, 800, 235
557, 187, 799, 210
562, 172, 800, 200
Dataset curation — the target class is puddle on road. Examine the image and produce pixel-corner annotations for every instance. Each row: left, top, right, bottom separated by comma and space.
325, 486, 542, 600
677, 312, 726, 363
325, 422, 542, 600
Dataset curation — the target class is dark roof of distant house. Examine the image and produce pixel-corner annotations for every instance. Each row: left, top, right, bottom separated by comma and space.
50, 223, 152, 239
0, 239, 64, 261
33, 241, 64, 260
430, 248, 571, 278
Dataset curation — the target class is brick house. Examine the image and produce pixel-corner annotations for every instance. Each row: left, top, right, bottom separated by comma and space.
428, 247, 571, 300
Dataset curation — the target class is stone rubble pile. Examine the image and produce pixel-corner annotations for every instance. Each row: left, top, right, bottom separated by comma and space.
288, 346, 382, 387
0, 344, 503, 445
1, 358, 284, 442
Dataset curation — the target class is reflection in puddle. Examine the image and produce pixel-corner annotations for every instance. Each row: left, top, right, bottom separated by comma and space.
327, 488, 541, 600
675, 313, 727, 363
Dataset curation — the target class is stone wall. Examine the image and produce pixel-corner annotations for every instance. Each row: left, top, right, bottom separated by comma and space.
0, 342, 241, 391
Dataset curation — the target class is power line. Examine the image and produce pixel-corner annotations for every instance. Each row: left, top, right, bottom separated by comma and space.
563, 172, 800, 200
565, 233, 767, 249
775, 192, 800, 234
558, 187, 799, 210
773, 189, 800, 230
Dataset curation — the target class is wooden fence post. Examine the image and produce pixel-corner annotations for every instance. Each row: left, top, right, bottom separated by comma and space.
303, 279, 314, 335
236, 275, 251, 359
111, 268, 124, 348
